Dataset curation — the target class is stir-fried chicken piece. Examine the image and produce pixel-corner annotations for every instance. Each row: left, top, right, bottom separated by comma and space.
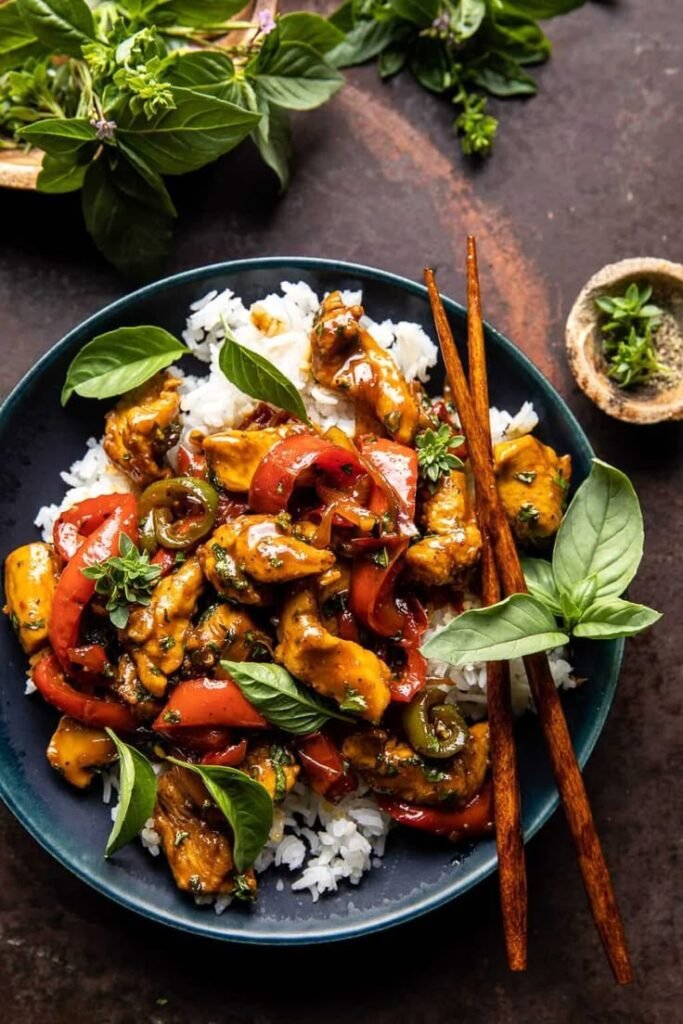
123, 556, 204, 697
275, 584, 391, 723
103, 372, 181, 487
199, 517, 335, 605
3, 541, 59, 654
405, 471, 482, 586
311, 292, 420, 444
343, 723, 490, 807
46, 715, 117, 788
110, 653, 159, 719
244, 743, 299, 802
186, 604, 272, 672
494, 435, 572, 544
154, 765, 256, 896
203, 424, 304, 492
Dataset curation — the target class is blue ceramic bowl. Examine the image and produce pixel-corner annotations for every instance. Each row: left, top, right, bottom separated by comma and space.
0, 258, 622, 944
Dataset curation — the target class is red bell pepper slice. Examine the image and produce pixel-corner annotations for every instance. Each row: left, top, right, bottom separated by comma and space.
53, 494, 133, 562
200, 739, 249, 767
151, 547, 176, 577
49, 494, 138, 672
349, 535, 409, 637
153, 677, 267, 732
176, 445, 208, 480
358, 437, 418, 524
389, 597, 428, 703
295, 731, 357, 802
378, 782, 494, 839
67, 642, 111, 676
33, 652, 137, 731
249, 434, 365, 515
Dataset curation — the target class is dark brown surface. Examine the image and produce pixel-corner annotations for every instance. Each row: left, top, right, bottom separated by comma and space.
0, 2, 681, 1022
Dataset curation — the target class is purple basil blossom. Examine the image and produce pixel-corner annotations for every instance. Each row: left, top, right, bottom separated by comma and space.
257, 7, 276, 34
90, 118, 117, 141
432, 13, 450, 33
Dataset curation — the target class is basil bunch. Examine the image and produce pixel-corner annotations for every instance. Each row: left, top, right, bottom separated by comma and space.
0, 0, 343, 274
327, 0, 586, 155
422, 460, 661, 664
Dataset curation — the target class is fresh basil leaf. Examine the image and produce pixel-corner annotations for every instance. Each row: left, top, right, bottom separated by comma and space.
471, 54, 538, 97
248, 41, 344, 111
489, 12, 551, 66
388, 0, 438, 28
37, 153, 88, 193
0, 1, 47, 72
117, 86, 260, 176
16, 0, 95, 57
574, 598, 661, 640
521, 557, 562, 613
81, 154, 175, 276
218, 327, 310, 423
104, 730, 157, 857
568, 574, 598, 616
327, 18, 400, 69
421, 593, 569, 664
223, 661, 354, 734
410, 37, 452, 93
163, 51, 241, 103
116, 140, 177, 218
328, 0, 354, 32
17, 116, 97, 157
61, 324, 188, 405
378, 42, 408, 78
251, 97, 291, 191
277, 12, 345, 55
452, 0, 486, 38
168, 758, 272, 873
153, 0, 244, 27
553, 459, 644, 603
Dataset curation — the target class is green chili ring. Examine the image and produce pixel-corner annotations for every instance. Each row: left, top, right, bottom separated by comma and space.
402, 686, 469, 760
138, 477, 218, 550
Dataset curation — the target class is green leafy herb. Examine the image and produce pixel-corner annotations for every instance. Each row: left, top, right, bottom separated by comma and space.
104, 729, 157, 857
339, 686, 368, 713
422, 459, 661, 662
167, 757, 273, 873
1, 4, 343, 274
222, 660, 354, 734
61, 324, 188, 405
371, 546, 390, 569
218, 322, 311, 424
328, 0, 587, 156
517, 501, 540, 524
82, 532, 161, 628
415, 423, 465, 484
595, 282, 668, 389
421, 591, 569, 664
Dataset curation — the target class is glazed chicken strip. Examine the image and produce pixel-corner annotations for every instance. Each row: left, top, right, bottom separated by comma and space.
275, 584, 392, 724
103, 371, 181, 487
123, 556, 204, 697
203, 424, 304, 492
47, 715, 117, 788
154, 765, 256, 897
3, 541, 59, 654
311, 291, 420, 444
405, 470, 482, 586
186, 603, 272, 672
343, 723, 490, 807
199, 516, 335, 604
244, 743, 299, 802
494, 435, 571, 544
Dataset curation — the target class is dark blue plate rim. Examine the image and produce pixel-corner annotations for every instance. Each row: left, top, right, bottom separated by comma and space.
0, 256, 624, 944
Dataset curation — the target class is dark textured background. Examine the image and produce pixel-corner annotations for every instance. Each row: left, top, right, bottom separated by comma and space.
0, 1, 681, 1021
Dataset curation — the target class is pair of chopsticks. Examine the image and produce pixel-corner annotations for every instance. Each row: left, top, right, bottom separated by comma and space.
425, 243, 632, 984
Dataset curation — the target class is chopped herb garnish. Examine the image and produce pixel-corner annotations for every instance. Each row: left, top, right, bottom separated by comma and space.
268, 556, 285, 569
514, 471, 537, 485
371, 547, 390, 569
233, 873, 256, 903
340, 687, 368, 713
82, 533, 161, 629
173, 551, 186, 567
162, 709, 181, 724
416, 424, 465, 486
174, 830, 189, 847
160, 636, 175, 652
517, 502, 541, 524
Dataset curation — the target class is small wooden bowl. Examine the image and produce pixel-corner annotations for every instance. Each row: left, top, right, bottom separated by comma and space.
566, 257, 683, 424
0, 0, 276, 191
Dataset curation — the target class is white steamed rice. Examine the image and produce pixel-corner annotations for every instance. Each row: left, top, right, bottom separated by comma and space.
38, 280, 575, 905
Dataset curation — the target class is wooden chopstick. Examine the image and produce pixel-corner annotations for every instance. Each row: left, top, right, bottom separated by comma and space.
466, 236, 527, 972
425, 265, 633, 985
